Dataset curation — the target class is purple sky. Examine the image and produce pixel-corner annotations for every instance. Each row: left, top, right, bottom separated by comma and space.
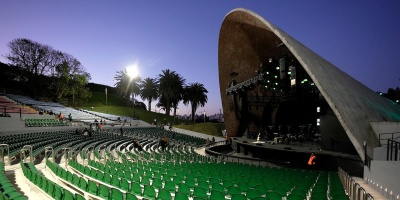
1, 1, 400, 116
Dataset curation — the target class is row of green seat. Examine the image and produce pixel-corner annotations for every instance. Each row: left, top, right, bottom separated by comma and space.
21, 161, 85, 200
25, 118, 68, 127
47, 160, 139, 200
0, 162, 27, 200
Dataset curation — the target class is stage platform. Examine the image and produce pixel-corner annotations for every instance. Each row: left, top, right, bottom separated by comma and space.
230, 137, 363, 174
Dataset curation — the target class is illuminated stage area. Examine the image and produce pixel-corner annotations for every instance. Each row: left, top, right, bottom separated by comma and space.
218, 8, 400, 170
229, 137, 361, 172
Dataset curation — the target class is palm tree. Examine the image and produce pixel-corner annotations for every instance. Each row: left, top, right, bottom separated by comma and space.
139, 77, 158, 111
183, 82, 208, 123
158, 69, 185, 116
114, 69, 141, 105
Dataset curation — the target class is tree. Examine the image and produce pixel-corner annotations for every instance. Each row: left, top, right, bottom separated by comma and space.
5, 38, 91, 100
139, 77, 158, 111
183, 82, 208, 123
158, 69, 185, 116
114, 68, 141, 106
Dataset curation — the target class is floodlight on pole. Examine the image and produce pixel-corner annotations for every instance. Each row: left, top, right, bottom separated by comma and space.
126, 64, 139, 118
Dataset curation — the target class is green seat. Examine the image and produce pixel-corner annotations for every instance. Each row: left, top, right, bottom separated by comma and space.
141, 176, 150, 185
266, 191, 283, 200
330, 193, 349, 199
72, 174, 80, 186
121, 178, 130, 191
63, 189, 74, 200
152, 178, 163, 189
126, 192, 139, 200
287, 194, 304, 200
185, 178, 196, 189
103, 173, 112, 184
227, 186, 241, 197
222, 180, 234, 189
164, 180, 176, 192
111, 175, 120, 188
54, 185, 63, 200
197, 180, 209, 191
209, 190, 225, 200
79, 177, 88, 191
88, 180, 98, 195
177, 183, 191, 196
157, 188, 172, 200
47, 182, 55, 197
110, 188, 123, 200
98, 184, 109, 199
193, 187, 208, 199
75, 193, 85, 200
142, 185, 156, 199
237, 182, 249, 193
174, 192, 189, 200
130, 181, 142, 195
211, 183, 225, 193
246, 188, 262, 199
231, 194, 247, 200
66, 171, 73, 183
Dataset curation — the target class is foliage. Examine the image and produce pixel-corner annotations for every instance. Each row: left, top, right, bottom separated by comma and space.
157, 69, 185, 116
380, 87, 400, 104
183, 82, 208, 123
139, 77, 159, 111
113, 68, 141, 106
175, 122, 225, 137
4, 38, 91, 100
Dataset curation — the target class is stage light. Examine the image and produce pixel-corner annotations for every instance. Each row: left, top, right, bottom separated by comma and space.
276, 67, 279, 70
274, 76, 278, 79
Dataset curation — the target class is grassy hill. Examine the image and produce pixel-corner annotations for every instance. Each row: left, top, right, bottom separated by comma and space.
78, 91, 224, 136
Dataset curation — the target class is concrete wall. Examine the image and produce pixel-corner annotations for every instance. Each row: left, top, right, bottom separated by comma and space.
364, 161, 400, 198
320, 108, 358, 155
370, 121, 400, 146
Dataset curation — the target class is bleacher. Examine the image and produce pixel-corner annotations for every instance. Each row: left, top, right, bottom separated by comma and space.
0, 126, 350, 200
0, 95, 37, 115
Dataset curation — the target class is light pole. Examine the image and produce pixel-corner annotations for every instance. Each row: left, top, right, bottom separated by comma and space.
204, 110, 206, 123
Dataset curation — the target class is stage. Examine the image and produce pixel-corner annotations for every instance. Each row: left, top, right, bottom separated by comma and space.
229, 137, 363, 173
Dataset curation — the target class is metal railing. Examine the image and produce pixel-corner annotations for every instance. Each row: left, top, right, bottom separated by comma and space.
387, 139, 400, 161
339, 168, 374, 200
379, 132, 400, 147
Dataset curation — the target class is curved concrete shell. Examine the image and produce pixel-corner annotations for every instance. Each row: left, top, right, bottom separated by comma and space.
218, 8, 400, 160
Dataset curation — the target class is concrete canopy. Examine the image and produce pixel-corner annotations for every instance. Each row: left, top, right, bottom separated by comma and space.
218, 8, 400, 160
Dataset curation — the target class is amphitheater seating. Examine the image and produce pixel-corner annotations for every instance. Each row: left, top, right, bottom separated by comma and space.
0, 162, 28, 200
25, 118, 68, 127
2, 126, 350, 200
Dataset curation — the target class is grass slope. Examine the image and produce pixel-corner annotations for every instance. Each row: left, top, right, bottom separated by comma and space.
78, 91, 224, 136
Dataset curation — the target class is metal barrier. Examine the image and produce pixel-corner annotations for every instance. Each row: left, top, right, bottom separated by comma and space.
44, 146, 54, 164
379, 132, 400, 147
387, 139, 400, 161
20, 145, 33, 163
339, 167, 374, 200
0, 144, 10, 164
62, 147, 71, 167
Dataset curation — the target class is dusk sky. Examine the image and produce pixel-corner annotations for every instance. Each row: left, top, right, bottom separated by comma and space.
1, 1, 400, 116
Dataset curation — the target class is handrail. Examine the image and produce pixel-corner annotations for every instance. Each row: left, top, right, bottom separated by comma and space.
0, 144, 9, 162
339, 167, 374, 200
379, 132, 400, 146
387, 139, 400, 161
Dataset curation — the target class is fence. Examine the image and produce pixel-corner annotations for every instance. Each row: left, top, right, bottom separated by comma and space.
387, 139, 400, 161
339, 168, 374, 200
